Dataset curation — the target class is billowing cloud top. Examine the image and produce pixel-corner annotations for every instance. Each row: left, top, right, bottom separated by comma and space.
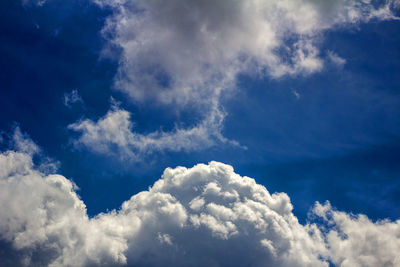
1, 132, 399, 266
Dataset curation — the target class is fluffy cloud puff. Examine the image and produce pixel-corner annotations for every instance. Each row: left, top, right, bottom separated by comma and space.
0, 136, 127, 266
313, 202, 400, 266
97, 0, 399, 106
1, 133, 400, 266
0, 147, 325, 266
68, 104, 238, 161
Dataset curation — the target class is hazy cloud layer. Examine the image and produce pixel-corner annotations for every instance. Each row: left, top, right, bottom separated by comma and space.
1, 132, 399, 266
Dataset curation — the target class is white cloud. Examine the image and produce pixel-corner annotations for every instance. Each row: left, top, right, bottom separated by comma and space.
313, 201, 400, 266
11, 126, 40, 155
0, 135, 127, 266
69, 103, 239, 161
97, 0, 399, 106
1, 131, 399, 266
73, 0, 399, 158
63, 89, 84, 108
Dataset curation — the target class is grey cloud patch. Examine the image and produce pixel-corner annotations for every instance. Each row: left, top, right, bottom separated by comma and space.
1, 133, 400, 266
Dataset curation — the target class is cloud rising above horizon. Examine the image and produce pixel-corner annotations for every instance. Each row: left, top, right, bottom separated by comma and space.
1, 130, 399, 266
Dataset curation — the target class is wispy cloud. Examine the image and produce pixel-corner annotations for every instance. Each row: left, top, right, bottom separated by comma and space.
63, 89, 84, 108
327, 51, 346, 68
70, 0, 399, 159
69, 102, 240, 161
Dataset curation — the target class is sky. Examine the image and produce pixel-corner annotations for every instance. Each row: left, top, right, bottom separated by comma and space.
0, 0, 400, 266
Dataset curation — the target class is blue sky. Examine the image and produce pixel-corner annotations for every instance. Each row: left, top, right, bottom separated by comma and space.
1, 0, 400, 266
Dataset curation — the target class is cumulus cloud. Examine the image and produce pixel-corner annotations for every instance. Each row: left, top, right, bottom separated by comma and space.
0, 150, 127, 266
68, 0, 399, 158
97, 0, 399, 106
68, 103, 239, 160
1, 131, 400, 266
313, 201, 400, 266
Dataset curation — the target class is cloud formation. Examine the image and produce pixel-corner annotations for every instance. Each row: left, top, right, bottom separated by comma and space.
312, 201, 400, 266
68, 0, 399, 159
1, 131, 399, 266
68, 103, 238, 161
97, 0, 399, 106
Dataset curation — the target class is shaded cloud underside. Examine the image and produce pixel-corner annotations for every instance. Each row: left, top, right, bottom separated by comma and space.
0, 133, 399, 266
